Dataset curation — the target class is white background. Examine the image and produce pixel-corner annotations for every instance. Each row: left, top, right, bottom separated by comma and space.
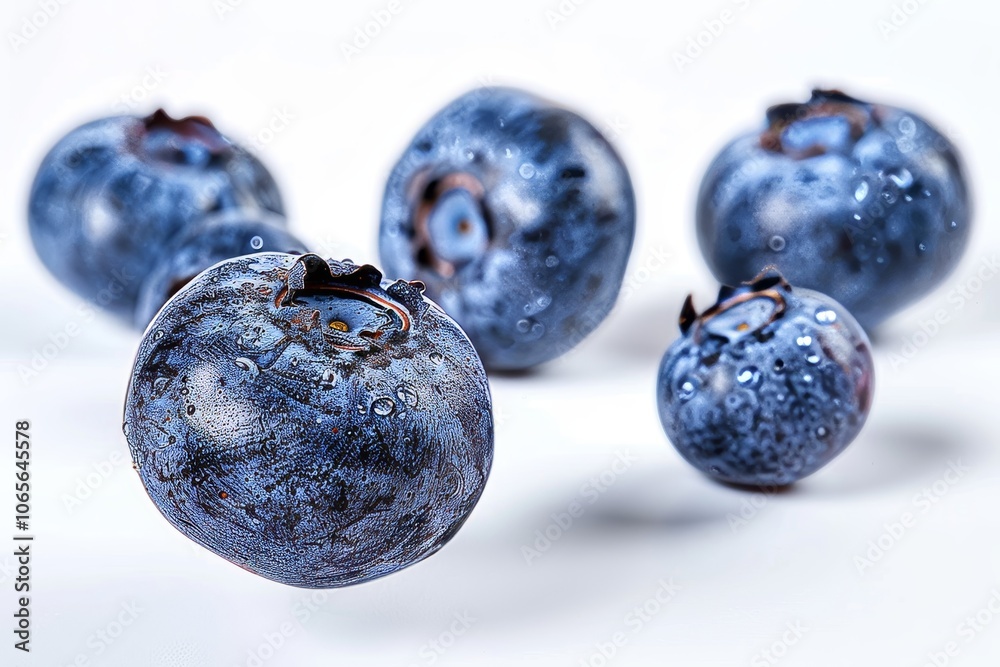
2, 0, 1000, 665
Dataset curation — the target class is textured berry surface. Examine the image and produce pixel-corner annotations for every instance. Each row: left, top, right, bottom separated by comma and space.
696, 89, 970, 329
123, 253, 493, 588
134, 210, 307, 328
379, 87, 636, 370
657, 271, 874, 487
29, 110, 284, 320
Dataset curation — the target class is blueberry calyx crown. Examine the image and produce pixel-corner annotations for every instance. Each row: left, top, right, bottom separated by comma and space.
278, 254, 427, 353
760, 89, 874, 158
680, 269, 791, 344
412, 172, 491, 278
138, 109, 232, 166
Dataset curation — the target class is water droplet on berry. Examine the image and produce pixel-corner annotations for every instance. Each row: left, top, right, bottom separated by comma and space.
429, 352, 444, 365
234, 357, 259, 376
816, 426, 829, 439
854, 181, 869, 201
516, 319, 531, 333
802, 373, 813, 383
947, 220, 958, 232
815, 309, 837, 324
372, 397, 395, 416
357, 404, 367, 415
881, 188, 897, 205
186, 404, 196, 416
677, 377, 699, 401
396, 385, 418, 408
737, 366, 762, 388
518, 163, 535, 179
917, 242, 927, 253
889, 168, 913, 189
796, 335, 812, 347
465, 150, 475, 160
545, 255, 559, 268
768, 235, 786, 252
250, 235, 263, 250
154, 330, 164, 340
321, 369, 336, 386
123, 422, 131, 436
806, 354, 821, 365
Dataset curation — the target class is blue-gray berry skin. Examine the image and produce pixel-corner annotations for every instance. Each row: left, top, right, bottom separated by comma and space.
29, 110, 284, 321
123, 253, 493, 588
133, 210, 307, 328
379, 87, 636, 371
697, 89, 970, 330
656, 271, 874, 487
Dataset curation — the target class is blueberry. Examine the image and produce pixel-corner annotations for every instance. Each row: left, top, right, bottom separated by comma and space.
379, 87, 636, 370
656, 271, 874, 487
123, 253, 493, 588
133, 210, 308, 328
696, 89, 970, 330
29, 109, 284, 321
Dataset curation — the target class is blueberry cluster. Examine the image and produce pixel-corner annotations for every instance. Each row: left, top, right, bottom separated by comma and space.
27, 86, 970, 587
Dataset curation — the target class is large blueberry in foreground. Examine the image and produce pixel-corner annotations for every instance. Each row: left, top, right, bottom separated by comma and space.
123, 253, 493, 588
657, 271, 874, 487
697, 89, 970, 330
379, 87, 636, 370
29, 109, 284, 320
134, 210, 307, 328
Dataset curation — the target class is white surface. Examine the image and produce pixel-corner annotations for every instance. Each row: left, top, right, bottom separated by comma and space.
2, 0, 1000, 665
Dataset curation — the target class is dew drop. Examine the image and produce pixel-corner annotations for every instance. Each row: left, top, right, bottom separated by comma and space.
768, 235, 786, 252
881, 187, 897, 205
806, 354, 821, 365
519, 163, 536, 179
234, 357, 259, 376
737, 366, 762, 389
947, 220, 958, 232
250, 235, 264, 250
429, 352, 444, 365
815, 309, 838, 324
372, 397, 395, 416
516, 319, 531, 333
889, 168, 913, 189
154, 330, 164, 340
773, 359, 785, 372
545, 255, 560, 268
396, 384, 418, 408
816, 426, 829, 439
898, 116, 916, 136
186, 404, 196, 416
796, 335, 813, 347
677, 376, 699, 401
357, 404, 367, 415
854, 181, 870, 202
321, 369, 336, 386
465, 150, 475, 161
168, 435, 176, 445
802, 373, 813, 383
123, 422, 131, 436
917, 242, 927, 253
